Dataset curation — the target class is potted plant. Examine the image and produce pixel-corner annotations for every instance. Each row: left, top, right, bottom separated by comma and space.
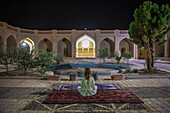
45, 71, 60, 80
111, 73, 125, 80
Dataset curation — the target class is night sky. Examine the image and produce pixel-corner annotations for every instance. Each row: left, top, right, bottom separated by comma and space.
0, 0, 169, 30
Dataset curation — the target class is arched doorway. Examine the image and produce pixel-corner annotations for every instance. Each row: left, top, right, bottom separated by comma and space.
119, 38, 134, 56
155, 44, 164, 57
7, 35, 17, 53
76, 34, 95, 57
100, 38, 115, 54
38, 38, 52, 52
57, 38, 72, 57
121, 48, 126, 56
19, 38, 34, 51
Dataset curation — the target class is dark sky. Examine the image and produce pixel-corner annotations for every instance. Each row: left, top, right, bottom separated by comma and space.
0, 0, 169, 30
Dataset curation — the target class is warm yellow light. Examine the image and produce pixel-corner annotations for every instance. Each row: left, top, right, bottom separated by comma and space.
82, 39, 89, 48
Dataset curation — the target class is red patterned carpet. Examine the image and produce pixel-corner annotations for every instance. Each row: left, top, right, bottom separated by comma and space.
43, 89, 143, 104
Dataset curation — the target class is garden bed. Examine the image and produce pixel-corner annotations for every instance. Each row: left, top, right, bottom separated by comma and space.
0, 70, 42, 77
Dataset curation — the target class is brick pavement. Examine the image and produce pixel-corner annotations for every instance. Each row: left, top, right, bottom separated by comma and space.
0, 78, 170, 113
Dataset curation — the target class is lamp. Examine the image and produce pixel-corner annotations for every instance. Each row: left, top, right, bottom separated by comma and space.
82, 39, 89, 48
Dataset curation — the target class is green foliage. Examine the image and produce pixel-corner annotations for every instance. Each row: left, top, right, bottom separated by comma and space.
152, 67, 159, 72
113, 51, 122, 64
128, 1, 170, 72
0, 48, 15, 72
54, 53, 64, 64
122, 51, 132, 64
0, 39, 16, 72
123, 69, 138, 74
108, 52, 114, 59
35, 50, 54, 74
98, 48, 109, 62
132, 69, 138, 73
123, 69, 132, 74
13, 47, 37, 75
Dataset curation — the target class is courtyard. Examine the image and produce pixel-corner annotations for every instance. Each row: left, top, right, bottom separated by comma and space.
0, 0, 170, 113
0, 59, 170, 113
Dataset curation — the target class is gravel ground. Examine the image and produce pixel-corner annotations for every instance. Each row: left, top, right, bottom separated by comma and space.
154, 63, 170, 71
0, 87, 46, 99
126, 87, 170, 98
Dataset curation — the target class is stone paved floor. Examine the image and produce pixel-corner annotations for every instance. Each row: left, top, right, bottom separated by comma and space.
0, 78, 170, 113
0, 59, 170, 113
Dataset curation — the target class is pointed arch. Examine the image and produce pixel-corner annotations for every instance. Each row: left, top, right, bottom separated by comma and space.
76, 34, 95, 57
100, 38, 115, 54
38, 38, 52, 52
57, 38, 72, 57
20, 38, 34, 51
7, 35, 17, 53
119, 38, 134, 56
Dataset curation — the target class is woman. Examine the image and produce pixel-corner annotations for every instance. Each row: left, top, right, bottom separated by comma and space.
77, 68, 97, 96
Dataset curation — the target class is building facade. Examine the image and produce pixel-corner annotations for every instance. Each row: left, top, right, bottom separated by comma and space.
0, 22, 170, 59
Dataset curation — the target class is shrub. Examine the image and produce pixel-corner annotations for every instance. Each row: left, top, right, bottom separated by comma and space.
98, 48, 109, 62
54, 53, 64, 64
35, 50, 54, 75
13, 47, 37, 75
122, 51, 132, 64
123, 69, 132, 74
113, 51, 122, 64
0, 47, 16, 72
123, 69, 138, 74
132, 69, 138, 73
152, 68, 159, 72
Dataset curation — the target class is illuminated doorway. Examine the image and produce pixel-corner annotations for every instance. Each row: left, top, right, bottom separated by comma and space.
76, 34, 95, 57
20, 38, 34, 51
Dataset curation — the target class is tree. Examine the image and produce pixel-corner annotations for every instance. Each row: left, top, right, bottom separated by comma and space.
129, 1, 170, 72
122, 51, 132, 64
54, 53, 64, 64
0, 39, 16, 72
98, 48, 109, 62
113, 51, 122, 64
35, 50, 54, 75
13, 47, 37, 75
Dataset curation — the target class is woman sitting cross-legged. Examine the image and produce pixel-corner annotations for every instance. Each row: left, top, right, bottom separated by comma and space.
77, 68, 97, 96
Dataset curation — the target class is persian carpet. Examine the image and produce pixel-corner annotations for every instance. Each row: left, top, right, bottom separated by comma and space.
58, 83, 121, 90
43, 89, 143, 104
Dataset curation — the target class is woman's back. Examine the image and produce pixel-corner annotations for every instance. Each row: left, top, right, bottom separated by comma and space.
81, 77, 95, 90
77, 76, 97, 96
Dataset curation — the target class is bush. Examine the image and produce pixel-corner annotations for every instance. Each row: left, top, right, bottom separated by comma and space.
98, 48, 109, 62
152, 68, 159, 72
0, 47, 16, 72
13, 47, 37, 75
54, 53, 64, 64
122, 51, 132, 64
108, 52, 114, 59
113, 51, 122, 64
123, 69, 132, 74
123, 69, 138, 74
35, 50, 54, 75
132, 69, 138, 73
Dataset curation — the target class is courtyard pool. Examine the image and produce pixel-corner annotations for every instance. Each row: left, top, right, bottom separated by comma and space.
53, 63, 130, 75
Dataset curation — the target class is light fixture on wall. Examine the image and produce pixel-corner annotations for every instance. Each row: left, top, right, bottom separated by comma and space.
82, 39, 89, 48
22, 42, 27, 46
